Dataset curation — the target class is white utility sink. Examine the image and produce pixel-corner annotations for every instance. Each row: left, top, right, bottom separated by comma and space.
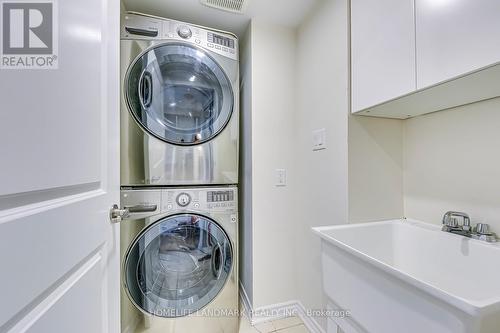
313, 219, 500, 333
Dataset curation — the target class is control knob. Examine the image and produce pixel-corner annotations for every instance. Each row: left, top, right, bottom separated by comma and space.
177, 25, 192, 39
176, 193, 191, 207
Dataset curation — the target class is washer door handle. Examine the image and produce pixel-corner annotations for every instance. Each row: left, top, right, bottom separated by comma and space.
211, 243, 224, 279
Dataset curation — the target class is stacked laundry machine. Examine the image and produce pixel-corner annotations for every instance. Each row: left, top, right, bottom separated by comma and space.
119, 12, 239, 333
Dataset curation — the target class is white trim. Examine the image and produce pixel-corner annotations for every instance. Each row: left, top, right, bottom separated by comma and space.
251, 300, 299, 325
239, 282, 325, 333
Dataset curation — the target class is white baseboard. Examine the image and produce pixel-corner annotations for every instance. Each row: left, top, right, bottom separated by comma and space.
295, 301, 326, 333
239, 282, 325, 333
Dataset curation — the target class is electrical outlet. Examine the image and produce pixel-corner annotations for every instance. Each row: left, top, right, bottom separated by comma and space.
312, 128, 326, 151
275, 169, 287, 186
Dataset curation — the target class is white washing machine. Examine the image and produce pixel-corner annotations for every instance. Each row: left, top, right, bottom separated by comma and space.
121, 12, 239, 187
120, 186, 238, 333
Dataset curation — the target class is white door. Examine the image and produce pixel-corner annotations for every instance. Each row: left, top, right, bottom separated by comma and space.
0, 0, 120, 332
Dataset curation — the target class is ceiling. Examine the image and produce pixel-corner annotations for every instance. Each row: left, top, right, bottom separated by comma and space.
122, 0, 319, 37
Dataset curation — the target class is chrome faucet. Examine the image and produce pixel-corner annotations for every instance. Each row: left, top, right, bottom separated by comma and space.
442, 211, 471, 234
441, 211, 497, 242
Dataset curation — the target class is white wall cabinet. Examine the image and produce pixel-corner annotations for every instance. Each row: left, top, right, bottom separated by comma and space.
351, 0, 416, 113
416, 0, 500, 88
351, 0, 500, 118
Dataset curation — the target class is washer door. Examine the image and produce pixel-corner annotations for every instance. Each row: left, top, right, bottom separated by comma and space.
126, 43, 234, 145
124, 214, 233, 318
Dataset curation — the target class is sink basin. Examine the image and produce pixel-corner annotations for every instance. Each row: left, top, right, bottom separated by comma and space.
313, 219, 500, 333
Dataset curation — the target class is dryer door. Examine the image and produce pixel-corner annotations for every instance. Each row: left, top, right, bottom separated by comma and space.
124, 214, 233, 317
125, 43, 234, 145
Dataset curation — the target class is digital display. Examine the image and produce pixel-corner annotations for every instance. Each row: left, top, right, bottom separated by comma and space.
207, 190, 234, 202
208, 33, 235, 49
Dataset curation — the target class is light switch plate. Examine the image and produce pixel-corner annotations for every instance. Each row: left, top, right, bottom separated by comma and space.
275, 169, 287, 186
312, 128, 327, 151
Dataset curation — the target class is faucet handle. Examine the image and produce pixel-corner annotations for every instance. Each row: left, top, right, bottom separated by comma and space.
442, 211, 470, 230
462, 218, 472, 232
472, 223, 497, 243
475, 223, 492, 235
445, 217, 459, 228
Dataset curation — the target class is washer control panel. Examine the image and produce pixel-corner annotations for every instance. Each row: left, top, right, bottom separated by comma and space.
121, 187, 237, 215
121, 12, 238, 61
161, 187, 237, 213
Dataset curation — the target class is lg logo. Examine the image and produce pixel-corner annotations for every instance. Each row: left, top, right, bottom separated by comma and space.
1, 1, 57, 69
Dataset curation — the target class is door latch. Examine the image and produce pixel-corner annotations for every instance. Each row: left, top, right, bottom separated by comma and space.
109, 204, 129, 223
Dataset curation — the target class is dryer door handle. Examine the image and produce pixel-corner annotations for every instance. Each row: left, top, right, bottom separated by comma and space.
125, 204, 158, 213
138, 70, 153, 109
125, 27, 158, 37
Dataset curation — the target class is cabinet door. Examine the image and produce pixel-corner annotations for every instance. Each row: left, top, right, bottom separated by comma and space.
351, 0, 416, 113
416, 0, 500, 88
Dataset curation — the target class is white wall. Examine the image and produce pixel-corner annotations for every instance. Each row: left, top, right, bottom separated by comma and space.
348, 94, 500, 234
404, 97, 500, 231
348, 116, 404, 223
240, 2, 405, 329
240, 20, 298, 309
294, 0, 349, 327
251, 20, 297, 308
241, 1, 500, 330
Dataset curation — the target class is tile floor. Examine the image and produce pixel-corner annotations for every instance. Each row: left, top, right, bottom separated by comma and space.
238, 315, 309, 333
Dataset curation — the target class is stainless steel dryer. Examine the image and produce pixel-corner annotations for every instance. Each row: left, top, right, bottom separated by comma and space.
120, 186, 238, 333
121, 12, 239, 186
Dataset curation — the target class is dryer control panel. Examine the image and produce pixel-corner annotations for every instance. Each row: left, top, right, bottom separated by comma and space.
121, 12, 238, 61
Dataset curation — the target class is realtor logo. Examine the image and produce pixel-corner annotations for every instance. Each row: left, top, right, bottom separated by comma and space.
1, 0, 58, 69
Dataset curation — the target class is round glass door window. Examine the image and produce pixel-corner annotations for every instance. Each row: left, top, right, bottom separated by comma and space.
126, 43, 234, 145
124, 214, 233, 318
